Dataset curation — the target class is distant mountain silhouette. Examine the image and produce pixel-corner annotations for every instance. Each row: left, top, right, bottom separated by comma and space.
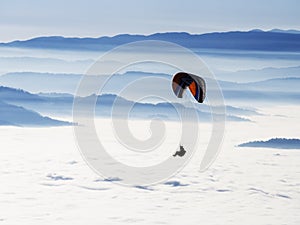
0, 100, 71, 127
218, 77, 300, 103
219, 77, 300, 92
1, 30, 299, 52
268, 29, 300, 34
0, 71, 169, 94
0, 86, 248, 122
217, 66, 300, 82
2, 70, 300, 105
0, 56, 93, 75
0, 86, 44, 101
238, 138, 300, 149
0, 72, 82, 94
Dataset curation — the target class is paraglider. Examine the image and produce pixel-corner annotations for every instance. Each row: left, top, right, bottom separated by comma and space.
172, 72, 206, 103
173, 145, 187, 157
171, 72, 206, 158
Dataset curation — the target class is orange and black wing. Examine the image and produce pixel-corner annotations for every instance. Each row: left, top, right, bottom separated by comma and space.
172, 72, 206, 103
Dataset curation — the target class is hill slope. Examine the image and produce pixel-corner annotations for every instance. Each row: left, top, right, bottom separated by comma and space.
0, 101, 71, 127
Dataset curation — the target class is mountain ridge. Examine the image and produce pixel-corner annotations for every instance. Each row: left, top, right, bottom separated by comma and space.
0, 100, 72, 127
0, 85, 250, 122
1, 30, 300, 52
238, 138, 300, 149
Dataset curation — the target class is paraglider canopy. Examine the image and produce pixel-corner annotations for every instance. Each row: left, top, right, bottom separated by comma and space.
172, 72, 206, 103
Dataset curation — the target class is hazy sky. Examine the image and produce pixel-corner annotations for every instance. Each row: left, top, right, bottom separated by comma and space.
0, 0, 299, 42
